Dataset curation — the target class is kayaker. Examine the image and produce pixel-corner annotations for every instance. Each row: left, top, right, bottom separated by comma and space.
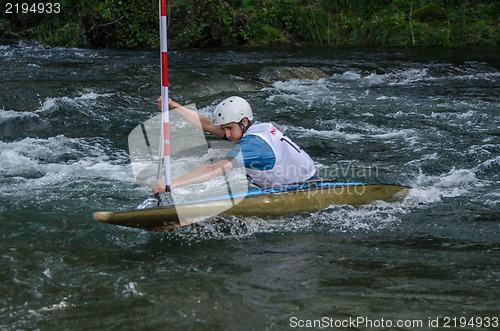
152, 96, 316, 193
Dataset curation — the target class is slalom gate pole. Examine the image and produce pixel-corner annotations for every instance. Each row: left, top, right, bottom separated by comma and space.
160, 0, 171, 194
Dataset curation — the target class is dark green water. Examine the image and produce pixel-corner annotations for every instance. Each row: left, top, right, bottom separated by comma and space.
1, 42, 499, 330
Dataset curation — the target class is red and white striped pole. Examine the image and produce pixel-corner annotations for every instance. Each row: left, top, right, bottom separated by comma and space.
160, 0, 171, 193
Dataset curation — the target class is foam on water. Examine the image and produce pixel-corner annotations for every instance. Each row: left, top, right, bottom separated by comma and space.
34, 92, 122, 120
0, 41, 107, 60
403, 168, 478, 205
291, 122, 417, 142
0, 135, 137, 213
292, 126, 363, 141
329, 68, 430, 87
0, 135, 128, 175
0, 108, 40, 121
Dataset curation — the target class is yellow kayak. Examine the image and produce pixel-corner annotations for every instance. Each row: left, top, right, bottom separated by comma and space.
93, 181, 409, 232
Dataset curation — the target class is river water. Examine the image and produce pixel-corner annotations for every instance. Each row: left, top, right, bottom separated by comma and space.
1, 42, 499, 330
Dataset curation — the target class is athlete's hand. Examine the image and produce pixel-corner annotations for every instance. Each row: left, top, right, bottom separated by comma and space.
152, 179, 166, 195
157, 96, 181, 111
157, 96, 162, 110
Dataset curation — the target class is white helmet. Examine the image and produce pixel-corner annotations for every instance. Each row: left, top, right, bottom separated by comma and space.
212, 96, 253, 126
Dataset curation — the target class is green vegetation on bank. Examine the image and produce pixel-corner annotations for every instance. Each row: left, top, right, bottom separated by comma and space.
1, 0, 499, 48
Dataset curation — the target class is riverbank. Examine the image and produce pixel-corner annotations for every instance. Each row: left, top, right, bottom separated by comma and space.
1, 0, 499, 48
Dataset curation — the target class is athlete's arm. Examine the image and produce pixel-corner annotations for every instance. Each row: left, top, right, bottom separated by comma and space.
152, 159, 234, 194
157, 97, 225, 138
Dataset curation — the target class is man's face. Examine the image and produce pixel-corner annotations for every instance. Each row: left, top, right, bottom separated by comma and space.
220, 122, 243, 143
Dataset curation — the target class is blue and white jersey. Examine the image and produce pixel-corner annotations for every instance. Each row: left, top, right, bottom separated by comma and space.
225, 123, 316, 188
